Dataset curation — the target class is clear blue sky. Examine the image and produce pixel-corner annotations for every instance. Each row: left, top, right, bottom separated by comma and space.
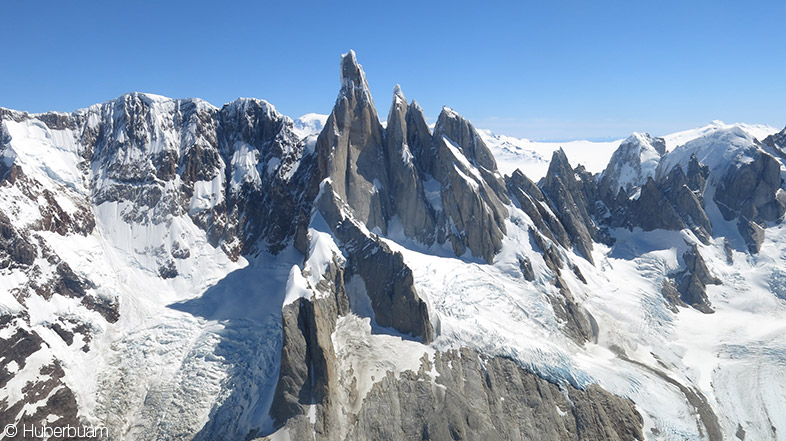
2, 0, 784, 140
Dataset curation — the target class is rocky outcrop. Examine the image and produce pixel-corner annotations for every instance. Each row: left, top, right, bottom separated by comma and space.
762, 127, 786, 161
312, 52, 508, 263
0, 316, 96, 440
715, 149, 786, 253
316, 183, 434, 342
601, 153, 714, 244
355, 349, 642, 441
268, 348, 643, 441
599, 133, 665, 197
624, 172, 713, 243
0, 210, 37, 269
337, 219, 434, 342
529, 227, 595, 344
665, 244, 721, 313
271, 291, 348, 429
541, 149, 598, 264
383, 86, 437, 244
314, 50, 390, 233
629, 178, 685, 232
686, 153, 710, 193
659, 165, 712, 242
0, 161, 95, 239
507, 169, 571, 249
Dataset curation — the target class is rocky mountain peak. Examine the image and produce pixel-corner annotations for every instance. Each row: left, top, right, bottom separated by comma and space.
388, 85, 407, 118
224, 97, 279, 118
433, 106, 498, 171
632, 132, 666, 155
599, 132, 666, 197
339, 49, 375, 108
762, 126, 786, 161
541, 147, 600, 263
404, 99, 434, 172
393, 83, 405, 101
545, 148, 572, 182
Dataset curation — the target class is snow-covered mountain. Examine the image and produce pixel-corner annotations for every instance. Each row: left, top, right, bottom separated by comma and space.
479, 121, 780, 181
2, 50, 786, 441
292, 113, 328, 140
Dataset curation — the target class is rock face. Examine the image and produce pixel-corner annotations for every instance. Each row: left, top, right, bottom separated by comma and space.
507, 169, 571, 249
313, 51, 508, 263
599, 132, 666, 197
338, 221, 434, 341
316, 183, 434, 342
68, 92, 311, 260
715, 149, 786, 253
349, 349, 642, 441
762, 126, 786, 160
541, 149, 599, 264
217, 98, 312, 255
271, 293, 347, 429
271, 348, 643, 441
383, 86, 436, 244
429, 108, 509, 262
315, 51, 390, 232
665, 245, 722, 313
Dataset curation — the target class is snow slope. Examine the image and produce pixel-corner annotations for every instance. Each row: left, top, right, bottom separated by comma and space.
382, 207, 786, 440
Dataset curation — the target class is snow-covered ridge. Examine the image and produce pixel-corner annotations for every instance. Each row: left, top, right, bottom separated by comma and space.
663, 120, 779, 151
657, 126, 762, 178
479, 121, 780, 181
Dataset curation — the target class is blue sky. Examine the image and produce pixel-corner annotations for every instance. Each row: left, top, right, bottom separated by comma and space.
2, 0, 784, 140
